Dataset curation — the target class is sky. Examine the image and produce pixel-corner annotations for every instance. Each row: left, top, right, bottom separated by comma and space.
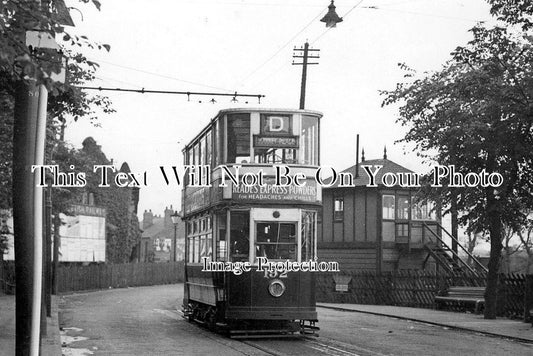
61, 0, 495, 226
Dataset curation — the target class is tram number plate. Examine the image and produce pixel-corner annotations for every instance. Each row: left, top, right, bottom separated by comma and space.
264, 269, 288, 279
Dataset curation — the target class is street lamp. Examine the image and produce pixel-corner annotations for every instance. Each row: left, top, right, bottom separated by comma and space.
170, 211, 180, 262
320, 0, 343, 28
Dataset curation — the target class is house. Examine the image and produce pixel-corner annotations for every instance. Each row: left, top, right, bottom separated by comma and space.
140, 206, 185, 262
318, 150, 444, 273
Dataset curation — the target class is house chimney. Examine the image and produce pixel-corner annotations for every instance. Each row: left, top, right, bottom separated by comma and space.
143, 209, 153, 229
164, 206, 173, 228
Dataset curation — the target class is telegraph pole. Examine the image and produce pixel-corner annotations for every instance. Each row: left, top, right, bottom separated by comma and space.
292, 42, 320, 109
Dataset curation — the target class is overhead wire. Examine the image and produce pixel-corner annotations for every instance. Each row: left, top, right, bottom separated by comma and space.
88, 58, 235, 92
93, 75, 144, 89
361, 6, 487, 23
237, 5, 328, 87
253, 0, 365, 88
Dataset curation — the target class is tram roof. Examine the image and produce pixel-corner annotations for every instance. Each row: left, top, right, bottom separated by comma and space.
183, 107, 323, 151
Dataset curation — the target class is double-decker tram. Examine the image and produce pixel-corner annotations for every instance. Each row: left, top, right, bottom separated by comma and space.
181, 108, 322, 338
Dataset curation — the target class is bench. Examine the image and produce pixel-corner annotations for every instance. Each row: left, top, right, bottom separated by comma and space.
435, 286, 485, 314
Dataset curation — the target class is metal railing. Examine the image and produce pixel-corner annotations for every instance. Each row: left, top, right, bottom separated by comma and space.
422, 222, 488, 276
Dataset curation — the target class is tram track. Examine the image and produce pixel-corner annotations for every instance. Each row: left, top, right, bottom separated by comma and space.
180, 306, 386, 356
241, 336, 389, 356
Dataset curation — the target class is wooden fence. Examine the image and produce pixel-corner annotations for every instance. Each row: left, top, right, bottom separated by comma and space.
56, 261, 184, 293
316, 270, 527, 318
2, 261, 529, 319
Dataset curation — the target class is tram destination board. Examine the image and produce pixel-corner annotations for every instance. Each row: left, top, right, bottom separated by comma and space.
253, 135, 299, 148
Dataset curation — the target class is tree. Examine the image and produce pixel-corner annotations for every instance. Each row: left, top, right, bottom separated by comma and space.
501, 224, 520, 273
1, 0, 109, 90
382, 24, 533, 318
515, 215, 533, 272
66, 138, 141, 263
487, 0, 533, 31
464, 231, 481, 267
0, 0, 113, 239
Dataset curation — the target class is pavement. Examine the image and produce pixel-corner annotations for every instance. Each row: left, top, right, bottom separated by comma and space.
318, 303, 533, 344
0, 294, 61, 356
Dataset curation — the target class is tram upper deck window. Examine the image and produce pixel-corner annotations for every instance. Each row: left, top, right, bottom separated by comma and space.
227, 113, 250, 164
255, 222, 296, 261
206, 131, 212, 166
200, 136, 207, 165
188, 148, 193, 165
301, 115, 319, 165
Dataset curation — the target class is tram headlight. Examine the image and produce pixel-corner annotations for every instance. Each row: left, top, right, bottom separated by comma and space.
268, 279, 286, 298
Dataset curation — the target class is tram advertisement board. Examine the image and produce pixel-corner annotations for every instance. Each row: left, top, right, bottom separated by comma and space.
231, 177, 319, 203
184, 187, 211, 214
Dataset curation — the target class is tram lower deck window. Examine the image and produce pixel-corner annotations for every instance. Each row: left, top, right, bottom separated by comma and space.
230, 211, 250, 262
255, 222, 296, 260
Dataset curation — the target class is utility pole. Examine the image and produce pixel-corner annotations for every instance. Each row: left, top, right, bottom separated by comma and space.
292, 42, 320, 109
44, 185, 52, 316
14, 29, 63, 356
13, 79, 40, 356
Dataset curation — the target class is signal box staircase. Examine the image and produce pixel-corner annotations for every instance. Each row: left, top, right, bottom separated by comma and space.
421, 222, 487, 277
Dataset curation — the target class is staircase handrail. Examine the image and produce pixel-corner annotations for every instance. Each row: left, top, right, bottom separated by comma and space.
431, 222, 488, 274
422, 222, 487, 275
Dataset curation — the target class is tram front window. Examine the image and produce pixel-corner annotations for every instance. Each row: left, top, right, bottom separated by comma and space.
254, 148, 296, 164
256, 222, 296, 260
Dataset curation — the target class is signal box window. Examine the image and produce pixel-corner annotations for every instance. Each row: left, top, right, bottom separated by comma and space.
227, 113, 250, 164
412, 198, 436, 220
230, 211, 250, 262
382, 195, 395, 220
396, 223, 409, 241
255, 222, 296, 260
397, 196, 410, 220
334, 197, 344, 221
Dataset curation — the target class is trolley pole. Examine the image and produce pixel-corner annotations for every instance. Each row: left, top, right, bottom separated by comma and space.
292, 42, 320, 109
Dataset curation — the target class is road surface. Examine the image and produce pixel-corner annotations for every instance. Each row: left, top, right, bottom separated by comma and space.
59, 284, 533, 355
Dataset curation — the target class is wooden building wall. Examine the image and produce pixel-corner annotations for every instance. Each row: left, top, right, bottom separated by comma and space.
318, 188, 381, 271
319, 187, 436, 273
